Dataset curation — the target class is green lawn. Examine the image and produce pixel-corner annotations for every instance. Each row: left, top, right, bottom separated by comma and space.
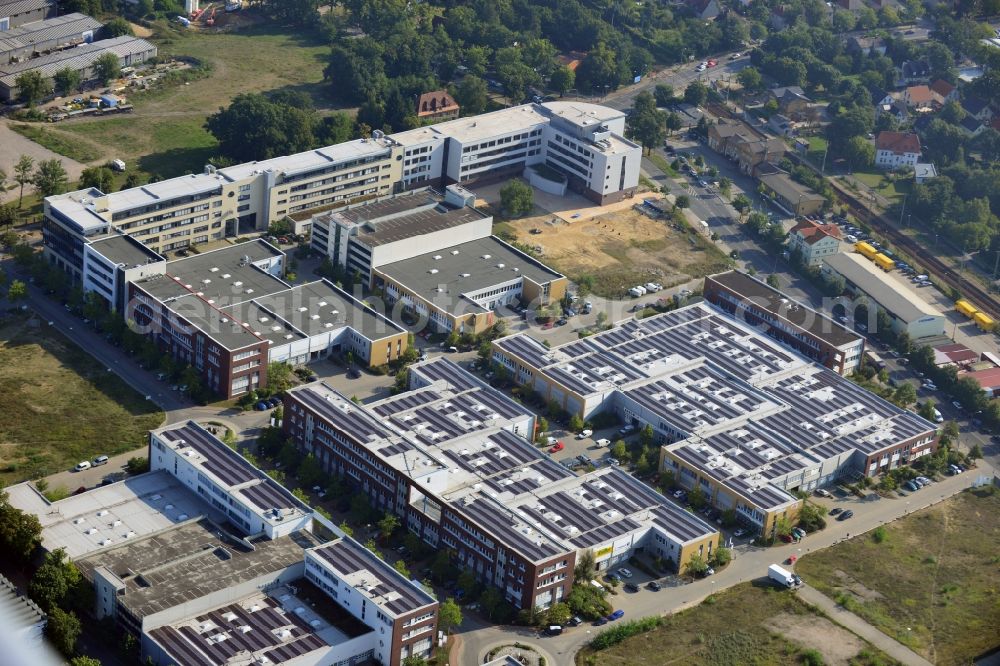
47, 21, 335, 178
9, 124, 104, 163
576, 583, 898, 666
796, 487, 1000, 665
0, 314, 164, 484
851, 171, 911, 203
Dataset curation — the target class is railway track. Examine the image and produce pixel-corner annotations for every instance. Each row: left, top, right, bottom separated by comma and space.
703, 102, 1000, 320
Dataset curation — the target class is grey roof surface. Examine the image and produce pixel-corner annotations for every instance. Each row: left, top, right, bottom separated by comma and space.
0, 574, 45, 631
333, 191, 438, 226
707, 271, 862, 347
310, 537, 437, 617
358, 204, 488, 247
0, 36, 155, 88
89, 232, 163, 267
822, 253, 942, 324
376, 236, 563, 311
0, 13, 101, 55
0, 0, 54, 14
76, 519, 322, 618
758, 171, 825, 204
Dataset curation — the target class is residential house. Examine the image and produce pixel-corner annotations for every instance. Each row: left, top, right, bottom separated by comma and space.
959, 115, 985, 136
914, 163, 937, 184
903, 85, 935, 110
707, 119, 755, 158
961, 95, 993, 123
929, 79, 958, 104
770, 86, 811, 120
875, 131, 921, 169
416, 90, 460, 122
847, 35, 888, 56
555, 51, 587, 72
758, 169, 826, 216
875, 92, 908, 124
768, 113, 793, 136
733, 135, 786, 175
788, 218, 843, 266
685, 0, 720, 19
897, 58, 931, 85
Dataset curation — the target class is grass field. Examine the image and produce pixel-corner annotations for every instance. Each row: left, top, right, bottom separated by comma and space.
576, 583, 899, 666
47, 21, 334, 178
796, 487, 1000, 665
850, 171, 911, 204
0, 314, 163, 484
9, 124, 104, 163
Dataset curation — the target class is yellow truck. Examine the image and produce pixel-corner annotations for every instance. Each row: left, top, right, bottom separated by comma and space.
972, 311, 995, 332
855, 241, 878, 260
873, 253, 895, 271
955, 299, 979, 319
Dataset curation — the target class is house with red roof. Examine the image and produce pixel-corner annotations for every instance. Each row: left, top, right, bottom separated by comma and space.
788, 218, 843, 266
929, 79, 958, 104
875, 131, 921, 170
415, 90, 459, 122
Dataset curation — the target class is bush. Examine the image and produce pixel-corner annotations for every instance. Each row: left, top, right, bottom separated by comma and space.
589, 616, 662, 650
871, 526, 887, 544
801, 648, 826, 666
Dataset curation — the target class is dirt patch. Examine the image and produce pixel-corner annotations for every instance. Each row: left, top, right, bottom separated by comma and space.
764, 612, 864, 666
503, 204, 732, 298
832, 570, 886, 602
130, 22, 153, 37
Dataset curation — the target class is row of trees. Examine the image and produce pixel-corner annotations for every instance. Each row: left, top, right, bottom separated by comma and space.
15, 52, 122, 106
1, 155, 70, 205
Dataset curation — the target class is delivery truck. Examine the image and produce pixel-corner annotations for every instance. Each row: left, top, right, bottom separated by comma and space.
873, 253, 895, 271
768, 564, 799, 589
855, 241, 878, 260
955, 299, 978, 319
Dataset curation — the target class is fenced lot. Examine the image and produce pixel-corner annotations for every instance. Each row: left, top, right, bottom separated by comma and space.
796, 487, 1000, 665
0, 314, 163, 484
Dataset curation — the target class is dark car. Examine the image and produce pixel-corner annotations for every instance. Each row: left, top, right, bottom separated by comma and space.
607, 609, 625, 621
347, 367, 361, 379
255, 401, 269, 411
593, 617, 608, 626
624, 582, 640, 593
829, 507, 843, 516
556, 318, 568, 326
568, 616, 583, 627
646, 581, 662, 591
606, 573, 621, 583
837, 510, 854, 521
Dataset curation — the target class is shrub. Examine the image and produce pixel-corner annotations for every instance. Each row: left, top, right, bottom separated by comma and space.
589, 616, 662, 650
871, 526, 887, 544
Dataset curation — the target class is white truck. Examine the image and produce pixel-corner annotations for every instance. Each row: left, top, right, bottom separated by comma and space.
768, 564, 798, 589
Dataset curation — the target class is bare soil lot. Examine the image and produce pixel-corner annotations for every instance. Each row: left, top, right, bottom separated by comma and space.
502, 206, 732, 298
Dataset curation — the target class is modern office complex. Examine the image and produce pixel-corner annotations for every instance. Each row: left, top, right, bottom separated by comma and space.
703, 271, 865, 375
43, 102, 640, 281
5, 421, 439, 666
490, 303, 938, 538
124, 240, 408, 398
311, 185, 568, 334
282, 357, 718, 610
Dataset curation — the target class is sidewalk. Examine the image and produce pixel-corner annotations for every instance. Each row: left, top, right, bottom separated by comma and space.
798, 585, 934, 666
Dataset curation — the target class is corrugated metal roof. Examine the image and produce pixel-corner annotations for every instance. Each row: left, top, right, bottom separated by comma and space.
0, 13, 102, 56
0, 35, 156, 88
0, 0, 55, 16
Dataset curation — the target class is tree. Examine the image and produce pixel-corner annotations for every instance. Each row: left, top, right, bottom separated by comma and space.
454, 75, 488, 116
438, 597, 462, 633
94, 52, 122, 85
969, 443, 982, 461
732, 193, 752, 218
29, 549, 81, 613
737, 66, 762, 92
33, 159, 68, 197
917, 399, 937, 423
499, 179, 533, 217
626, 91, 667, 153
0, 491, 42, 563
70, 657, 102, 666
893, 382, 917, 407
568, 414, 585, 433
297, 453, 324, 488
610, 439, 630, 464
338, 521, 354, 537
206, 93, 317, 163
378, 513, 400, 543
549, 66, 575, 96
478, 586, 503, 620
393, 559, 410, 578
46, 607, 81, 657
126, 456, 149, 475
7, 279, 26, 301
267, 361, 294, 393
666, 112, 682, 136
13, 155, 33, 208
574, 549, 596, 581
673, 194, 690, 210
687, 486, 707, 510
104, 17, 134, 37
684, 81, 708, 107
766, 274, 780, 288
654, 84, 675, 107
713, 546, 732, 566
53, 67, 82, 97
15, 70, 49, 106
843, 135, 875, 170
79, 166, 115, 193
546, 602, 571, 625
685, 553, 709, 576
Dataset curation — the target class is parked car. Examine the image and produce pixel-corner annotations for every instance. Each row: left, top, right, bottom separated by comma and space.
647, 581, 662, 591
549, 442, 564, 453
74, 461, 91, 472
92, 455, 109, 466
624, 582, 640, 593
618, 424, 636, 436
595, 438, 611, 448
814, 488, 832, 498
605, 573, 621, 583
733, 528, 746, 538
951, 400, 962, 410
255, 401, 269, 411
347, 367, 361, 379
904, 480, 919, 491
616, 567, 633, 578
829, 507, 843, 516
577, 429, 593, 439
607, 609, 625, 621
837, 510, 854, 520
916, 476, 932, 486
593, 617, 609, 626
568, 616, 583, 627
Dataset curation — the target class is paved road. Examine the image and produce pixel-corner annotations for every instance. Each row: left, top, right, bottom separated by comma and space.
798, 584, 934, 666
456, 462, 994, 664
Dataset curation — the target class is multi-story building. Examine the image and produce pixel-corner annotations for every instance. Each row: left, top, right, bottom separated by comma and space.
703, 271, 864, 375
874, 131, 921, 169
786, 218, 843, 267
282, 358, 719, 610
490, 303, 938, 538
5, 421, 439, 666
0, 0, 56, 30
125, 241, 408, 398
44, 102, 639, 282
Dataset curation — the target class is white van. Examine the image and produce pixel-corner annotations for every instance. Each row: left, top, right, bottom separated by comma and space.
74, 461, 91, 472
932, 408, 943, 424
629, 286, 647, 297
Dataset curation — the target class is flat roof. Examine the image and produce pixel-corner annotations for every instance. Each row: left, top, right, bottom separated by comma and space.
75, 518, 322, 618
391, 104, 549, 144
89, 232, 164, 267
707, 271, 862, 347
4, 471, 213, 559
217, 137, 397, 182
375, 236, 563, 313
329, 191, 438, 226
46, 188, 110, 234
107, 171, 228, 213
823, 253, 943, 324
309, 537, 437, 617
148, 583, 368, 666
540, 101, 626, 128
358, 204, 489, 247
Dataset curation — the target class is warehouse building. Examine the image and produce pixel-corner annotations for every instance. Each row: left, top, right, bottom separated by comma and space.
822, 252, 946, 339
490, 303, 938, 538
0, 0, 56, 30
125, 241, 407, 398
703, 270, 865, 375
0, 12, 101, 63
5, 421, 439, 666
0, 35, 156, 102
282, 357, 719, 610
